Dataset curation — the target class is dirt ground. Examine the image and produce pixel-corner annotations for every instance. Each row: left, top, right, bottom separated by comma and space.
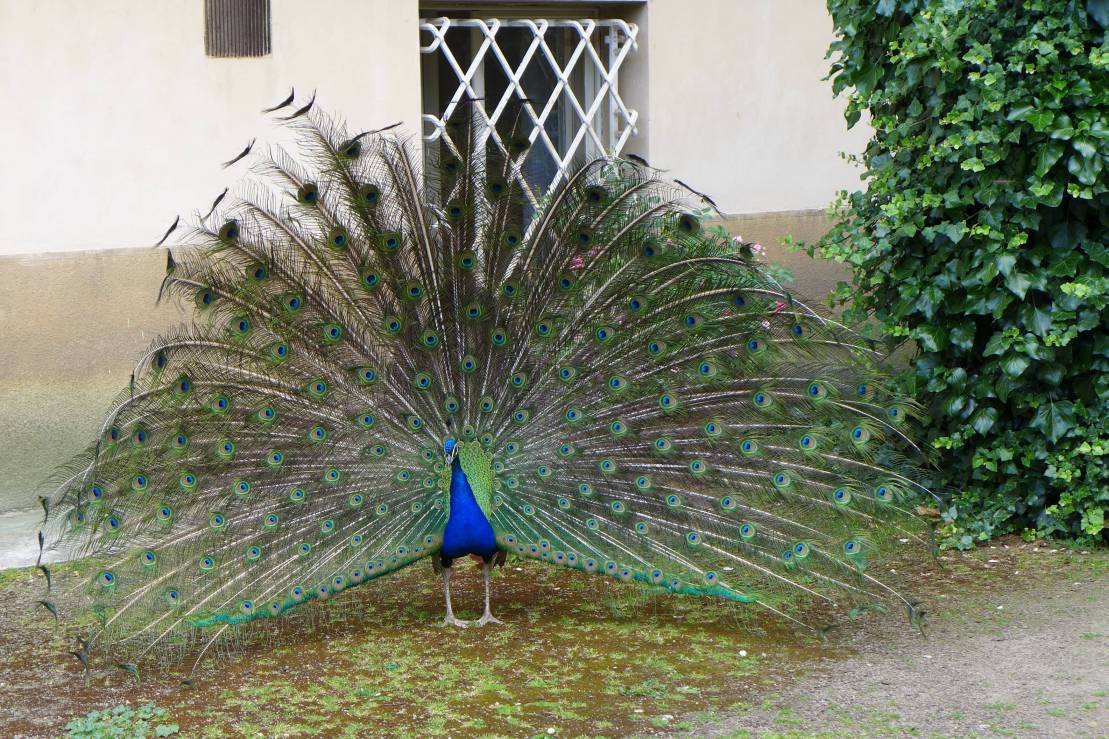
0, 537, 1104, 738
692, 544, 1108, 738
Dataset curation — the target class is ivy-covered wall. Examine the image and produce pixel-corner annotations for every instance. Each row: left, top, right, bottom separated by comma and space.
820, 0, 1107, 545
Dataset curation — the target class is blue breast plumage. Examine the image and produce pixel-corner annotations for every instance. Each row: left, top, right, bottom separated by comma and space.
441, 459, 497, 563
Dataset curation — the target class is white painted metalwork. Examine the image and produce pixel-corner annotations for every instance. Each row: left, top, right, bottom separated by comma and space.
420, 16, 639, 206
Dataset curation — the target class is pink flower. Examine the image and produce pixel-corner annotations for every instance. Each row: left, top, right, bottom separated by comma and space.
773, 300, 786, 314
569, 255, 585, 270
751, 242, 765, 255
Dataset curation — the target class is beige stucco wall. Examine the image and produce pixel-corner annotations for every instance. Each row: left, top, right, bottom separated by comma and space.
625, 0, 871, 214
0, 0, 423, 256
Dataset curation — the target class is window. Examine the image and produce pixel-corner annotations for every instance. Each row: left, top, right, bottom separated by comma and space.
420, 16, 639, 209
205, 0, 271, 58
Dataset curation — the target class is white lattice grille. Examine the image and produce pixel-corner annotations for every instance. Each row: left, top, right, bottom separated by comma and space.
420, 16, 639, 207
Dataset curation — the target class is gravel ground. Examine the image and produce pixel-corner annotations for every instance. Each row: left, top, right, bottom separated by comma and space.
691, 546, 1108, 738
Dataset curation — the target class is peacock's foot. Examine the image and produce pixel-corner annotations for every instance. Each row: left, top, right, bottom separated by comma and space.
440, 615, 470, 628
476, 613, 503, 626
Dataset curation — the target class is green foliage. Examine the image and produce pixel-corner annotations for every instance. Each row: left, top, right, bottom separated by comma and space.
66, 704, 179, 738
820, 0, 1108, 545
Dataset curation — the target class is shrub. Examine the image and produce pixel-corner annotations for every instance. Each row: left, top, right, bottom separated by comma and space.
818, 0, 1108, 546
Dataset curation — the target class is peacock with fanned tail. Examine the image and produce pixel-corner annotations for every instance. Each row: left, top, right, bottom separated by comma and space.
38, 100, 933, 667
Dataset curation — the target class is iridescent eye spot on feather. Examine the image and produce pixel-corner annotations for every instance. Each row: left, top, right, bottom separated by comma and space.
174, 375, 192, 396
739, 522, 756, 540
610, 500, 626, 514
298, 542, 312, 557
698, 359, 718, 378
772, 471, 792, 488
658, 393, 677, 411
269, 342, 289, 363
740, 438, 758, 455
263, 513, 280, 530
403, 281, 424, 301
297, 182, 319, 204
502, 227, 523, 249
327, 226, 349, 250
233, 480, 250, 497
379, 232, 401, 252
689, 459, 708, 476
666, 494, 682, 508
266, 450, 284, 468
833, 487, 851, 505
461, 354, 478, 373
585, 518, 599, 530
195, 287, 215, 309
753, 391, 773, 408
479, 396, 495, 413
198, 555, 217, 573
307, 380, 328, 398
108, 426, 121, 442
791, 323, 806, 337
163, 588, 180, 607
628, 295, 646, 314
357, 183, 381, 207
874, 484, 894, 502
323, 468, 341, 483
609, 419, 628, 437
681, 312, 705, 330
557, 365, 576, 382
653, 436, 672, 453
807, 382, 828, 400
594, 325, 614, 344
887, 406, 905, 423
106, 514, 122, 532
559, 443, 576, 459
510, 371, 528, 389
443, 396, 460, 414
584, 184, 608, 204
356, 413, 375, 429
704, 419, 724, 437
578, 483, 592, 496
799, 434, 817, 450
406, 415, 424, 431
564, 407, 582, 424
534, 319, 553, 337
635, 475, 652, 491
502, 280, 520, 299
720, 495, 736, 510
747, 338, 766, 354
851, 425, 871, 444
320, 519, 335, 534
609, 374, 629, 392
522, 504, 536, 517
209, 512, 227, 531
647, 339, 667, 357
217, 439, 236, 459
558, 274, 576, 291
536, 465, 551, 478
485, 176, 508, 198
98, 570, 116, 588
308, 425, 327, 443
456, 250, 478, 272
558, 497, 571, 510
323, 323, 344, 343
230, 316, 251, 337
219, 220, 239, 241
479, 432, 494, 447
677, 212, 701, 235
248, 262, 269, 281
157, 505, 173, 523
794, 542, 811, 559
490, 328, 508, 347
376, 503, 389, 515
414, 372, 433, 390
133, 474, 150, 492
574, 226, 594, 248
360, 269, 381, 291
132, 427, 149, 446
599, 458, 617, 474
384, 315, 403, 334
89, 484, 104, 501
245, 545, 262, 561
843, 539, 861, 557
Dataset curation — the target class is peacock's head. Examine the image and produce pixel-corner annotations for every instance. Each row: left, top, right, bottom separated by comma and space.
443, 437, 457, 458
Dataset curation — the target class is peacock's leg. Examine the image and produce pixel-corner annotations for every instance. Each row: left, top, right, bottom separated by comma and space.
476, 559, 503, 626
440, 564, 469, 628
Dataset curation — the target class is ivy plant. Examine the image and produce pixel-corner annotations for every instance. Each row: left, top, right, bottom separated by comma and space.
818, 0, 1107, 546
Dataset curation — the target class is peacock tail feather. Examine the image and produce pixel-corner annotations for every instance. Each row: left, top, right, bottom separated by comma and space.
42, 105, 931, 663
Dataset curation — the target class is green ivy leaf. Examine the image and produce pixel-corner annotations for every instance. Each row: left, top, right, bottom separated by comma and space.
1030, 400, 1075, 443
1033, 142, 1065, 177
1000, 353, 1030, 377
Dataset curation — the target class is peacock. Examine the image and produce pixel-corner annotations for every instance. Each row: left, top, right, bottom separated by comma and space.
37, 98, 932, 669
